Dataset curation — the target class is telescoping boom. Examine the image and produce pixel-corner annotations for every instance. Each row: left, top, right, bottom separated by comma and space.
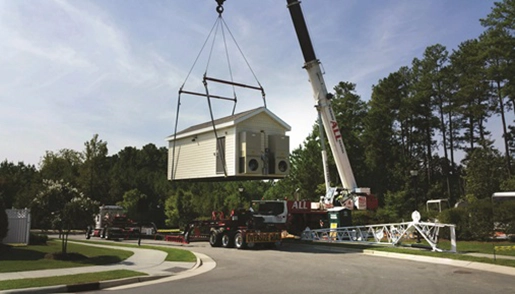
285, 0, 371, 205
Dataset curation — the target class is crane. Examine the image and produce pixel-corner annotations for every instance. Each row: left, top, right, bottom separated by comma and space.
285, 0, 371, 208
212, 0, 372, 208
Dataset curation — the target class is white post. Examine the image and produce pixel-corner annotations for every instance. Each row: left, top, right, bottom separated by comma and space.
25, 208, 31, 245
450, 225, 457, 253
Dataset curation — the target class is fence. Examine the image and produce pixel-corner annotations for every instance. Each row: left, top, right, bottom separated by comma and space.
3, 208, 31, 245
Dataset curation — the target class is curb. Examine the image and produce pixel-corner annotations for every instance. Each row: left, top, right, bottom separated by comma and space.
287, 241, 515, 277
0, 252, 204, 294
1, 275, 171, 294
361, 249, 515, 277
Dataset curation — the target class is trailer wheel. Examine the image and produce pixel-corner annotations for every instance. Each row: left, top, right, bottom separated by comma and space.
209, 230, 222, 247
234, 232, 246, 249
221, 233, 234, 248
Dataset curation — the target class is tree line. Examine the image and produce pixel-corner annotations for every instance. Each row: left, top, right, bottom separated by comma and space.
275, 0, 515, 221
1, 1, 514, 236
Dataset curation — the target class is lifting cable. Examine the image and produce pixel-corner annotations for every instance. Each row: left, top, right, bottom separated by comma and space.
172, 0, 265, 179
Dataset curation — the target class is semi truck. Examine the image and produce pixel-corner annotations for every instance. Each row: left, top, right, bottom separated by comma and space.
173, 199, 347, 248
85, 205, 155, 240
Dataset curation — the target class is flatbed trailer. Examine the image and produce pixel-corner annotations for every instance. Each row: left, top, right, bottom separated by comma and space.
165, 209, 282, 249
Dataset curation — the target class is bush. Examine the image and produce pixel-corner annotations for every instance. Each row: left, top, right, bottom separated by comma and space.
352, 210, 373, 226
493, 201, 515, 236
438, 199, 493, 241
0, 199, 8, 242
372, 207, 399, 224
29, 233, 48, 245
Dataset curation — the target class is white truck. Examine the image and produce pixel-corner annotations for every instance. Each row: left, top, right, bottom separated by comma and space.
85, 205, 156, 240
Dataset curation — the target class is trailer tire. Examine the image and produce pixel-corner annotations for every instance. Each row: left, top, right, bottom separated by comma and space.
234, 232, 246, 249
209, 230, 222, 247
221, 233, 234, 248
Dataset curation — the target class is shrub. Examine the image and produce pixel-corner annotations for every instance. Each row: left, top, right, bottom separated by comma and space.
0, 199, 8, 242
438, 199, 493, 241
352, 210, 373, 226
29, 233, 48, 245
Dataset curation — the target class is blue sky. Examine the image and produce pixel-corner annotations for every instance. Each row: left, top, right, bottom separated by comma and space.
0, 0, 498, 166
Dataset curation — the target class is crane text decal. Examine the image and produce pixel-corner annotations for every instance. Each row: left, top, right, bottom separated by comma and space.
289, 201, 310, 212
331, 121, 342, 140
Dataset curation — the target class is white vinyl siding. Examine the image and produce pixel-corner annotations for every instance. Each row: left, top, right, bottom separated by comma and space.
169, 127, 237, 180
169, 133, 217, 180
167, 108, 289, 181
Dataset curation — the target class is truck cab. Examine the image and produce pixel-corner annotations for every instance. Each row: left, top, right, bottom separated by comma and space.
251, 200, 288, 225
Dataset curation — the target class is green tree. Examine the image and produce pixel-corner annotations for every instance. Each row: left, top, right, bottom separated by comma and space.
165, 188, 196, 228
0, 161, 41, 209
61, 195, 97, 253
117, 188, 150, 245
108, 144, 168, 225
118, 189, 148, 223
480, 0, 515, 33
480, 28, 515, 175
463, 147, 506, 199
331, 81, 370, 187
287, 130, 325, 200
109, 146, 140, 204
39, 149, 82, 188
79, 134, 110, 203
450, 39, 493, 152
418, 44, 456, 198
31, 180, 96, 254
411, 55, 439, 189
263, 179, 298, 200
364, 69, 409, 203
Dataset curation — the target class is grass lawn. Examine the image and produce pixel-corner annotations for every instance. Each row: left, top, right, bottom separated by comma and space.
0, 240, 134, 273
72, 239, 197, 262
0, 270, 146, 291
394, 239, 515, 256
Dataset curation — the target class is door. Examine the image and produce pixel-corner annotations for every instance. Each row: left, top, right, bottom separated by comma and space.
216, 137, 226, 174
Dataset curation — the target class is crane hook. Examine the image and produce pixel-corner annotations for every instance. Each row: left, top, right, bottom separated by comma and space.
215, 0, 225, 15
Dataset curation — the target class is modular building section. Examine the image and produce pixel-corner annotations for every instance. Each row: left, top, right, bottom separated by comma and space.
167, 107, 291, 181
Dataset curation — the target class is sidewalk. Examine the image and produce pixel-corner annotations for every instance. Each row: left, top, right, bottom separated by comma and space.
0, 241, 213, 294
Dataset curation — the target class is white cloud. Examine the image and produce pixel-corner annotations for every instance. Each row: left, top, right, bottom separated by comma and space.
0, 0, 500, 166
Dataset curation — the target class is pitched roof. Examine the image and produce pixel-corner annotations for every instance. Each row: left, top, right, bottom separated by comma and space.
167, 107, 290, 140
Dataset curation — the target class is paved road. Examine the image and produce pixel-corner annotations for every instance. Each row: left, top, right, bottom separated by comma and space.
94, 241, 515, 294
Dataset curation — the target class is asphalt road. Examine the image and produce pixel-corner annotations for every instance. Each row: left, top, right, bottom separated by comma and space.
91, 241, 515, 294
